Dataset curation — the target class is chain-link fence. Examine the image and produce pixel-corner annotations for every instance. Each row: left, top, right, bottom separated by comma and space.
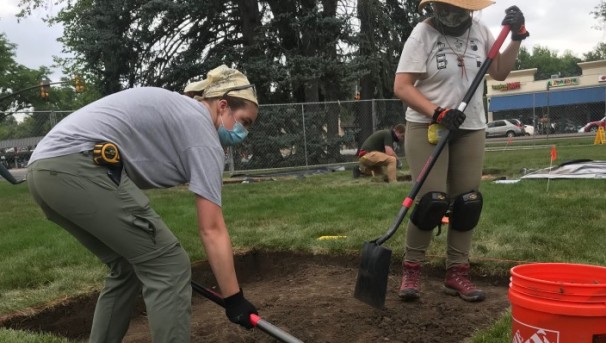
228, 99, 406, 172
488, 92, 606, 137
0, 100, 407, 171
1, 95, 604, 172
0, 110, 72, 169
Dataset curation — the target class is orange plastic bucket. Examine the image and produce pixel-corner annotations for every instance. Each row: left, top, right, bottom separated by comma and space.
509, 263, 606, 343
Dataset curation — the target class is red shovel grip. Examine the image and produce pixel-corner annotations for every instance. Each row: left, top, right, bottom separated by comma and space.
489, 25, 511, 59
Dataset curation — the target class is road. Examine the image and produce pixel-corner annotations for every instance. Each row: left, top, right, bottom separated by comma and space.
486, 132, 594, 144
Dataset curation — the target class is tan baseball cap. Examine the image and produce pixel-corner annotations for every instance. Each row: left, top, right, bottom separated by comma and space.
418, 0, 495, 11
184, 65, 257, 105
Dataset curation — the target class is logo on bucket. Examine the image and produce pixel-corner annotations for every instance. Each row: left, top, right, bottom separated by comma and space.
512, 318, 559, 343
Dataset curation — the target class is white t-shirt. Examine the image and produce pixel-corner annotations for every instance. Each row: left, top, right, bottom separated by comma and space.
396, 19, 495, 130
29, 87, 225, 206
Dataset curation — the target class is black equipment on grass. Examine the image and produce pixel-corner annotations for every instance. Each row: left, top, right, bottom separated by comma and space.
191, 281, 304, 343
353, 25, 512, 309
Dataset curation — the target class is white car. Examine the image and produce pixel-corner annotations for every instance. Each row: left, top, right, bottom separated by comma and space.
486, 119, 526, 138
523, 125, 534, 135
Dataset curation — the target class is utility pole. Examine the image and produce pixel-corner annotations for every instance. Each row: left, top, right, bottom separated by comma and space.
546, 80, 551, 138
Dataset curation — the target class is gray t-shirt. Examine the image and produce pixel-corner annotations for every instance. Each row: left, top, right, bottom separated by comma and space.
396, 19, 494, 130
29, 87, 225, 206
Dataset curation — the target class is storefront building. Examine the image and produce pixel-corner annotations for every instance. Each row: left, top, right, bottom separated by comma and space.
485, 59, 606, 134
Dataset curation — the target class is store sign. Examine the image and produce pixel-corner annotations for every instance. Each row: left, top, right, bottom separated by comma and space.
599, 75, 606, 82
548, 77, 579, 88
492, 82, 521, 91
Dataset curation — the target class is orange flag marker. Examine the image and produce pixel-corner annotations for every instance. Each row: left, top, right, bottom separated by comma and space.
550, 145, 557, 162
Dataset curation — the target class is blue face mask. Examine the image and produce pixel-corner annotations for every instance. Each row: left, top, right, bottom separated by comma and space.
218, 113, 249, 146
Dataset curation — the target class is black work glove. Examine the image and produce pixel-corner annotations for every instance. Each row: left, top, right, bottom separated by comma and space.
502, 6, 529, 41
224, 289, 258, 329
432, 107, 466, 131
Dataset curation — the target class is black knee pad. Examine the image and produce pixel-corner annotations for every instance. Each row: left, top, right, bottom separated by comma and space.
450, 191, 483, 232
410, 191, 449, 231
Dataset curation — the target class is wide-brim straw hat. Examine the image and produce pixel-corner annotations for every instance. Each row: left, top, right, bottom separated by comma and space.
184, 65, 258, 105
418, 0, 495, 11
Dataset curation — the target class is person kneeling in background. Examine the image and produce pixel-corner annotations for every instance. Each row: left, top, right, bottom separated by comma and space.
353, 124, 405, 183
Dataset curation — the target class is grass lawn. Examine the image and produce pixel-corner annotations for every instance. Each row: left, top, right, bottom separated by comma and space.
1, 137, 604, 342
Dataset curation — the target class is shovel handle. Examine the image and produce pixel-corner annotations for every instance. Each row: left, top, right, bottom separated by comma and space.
191, 281, 304, 343
0, 163, 25, 185
375, 25, 511, 246
250, 314, 305, 343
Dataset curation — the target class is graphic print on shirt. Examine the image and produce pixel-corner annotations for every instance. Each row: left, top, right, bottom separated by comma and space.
435, 41, 447, 69
469, 39, 481, 67
435, 37, 468, 68
435, 37, 483, 70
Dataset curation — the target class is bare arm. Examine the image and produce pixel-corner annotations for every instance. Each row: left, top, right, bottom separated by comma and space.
384, 145, 396, 157
195, 195, 240, 298
394, 72, 436, 119
488, 40, 521, 81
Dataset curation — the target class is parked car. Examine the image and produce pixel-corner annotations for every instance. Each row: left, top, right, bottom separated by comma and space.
523, 125, 535, 136
552, 119, 581, 134
578, 116, 606, 133
507, 118, 535, 135
486, 119, 526, 138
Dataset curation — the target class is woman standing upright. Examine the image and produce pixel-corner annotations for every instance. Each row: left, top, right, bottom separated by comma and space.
394, 0, 528, 302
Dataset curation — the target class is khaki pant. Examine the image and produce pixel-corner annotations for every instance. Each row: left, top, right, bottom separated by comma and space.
358, 151, 397, 182
27, 153, 191, 343
403, 122, 485, 268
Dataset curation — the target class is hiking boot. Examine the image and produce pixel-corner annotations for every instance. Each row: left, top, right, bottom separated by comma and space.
398, 261, 421, 301
443, 264, 485, 302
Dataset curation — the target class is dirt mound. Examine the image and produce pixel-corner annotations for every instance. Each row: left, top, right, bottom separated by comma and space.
1, 251, 510, 342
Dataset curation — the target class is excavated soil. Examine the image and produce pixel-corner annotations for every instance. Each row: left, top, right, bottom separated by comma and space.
1, 251, 511, 342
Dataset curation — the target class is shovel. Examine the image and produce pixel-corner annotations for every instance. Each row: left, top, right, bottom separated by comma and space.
191, 281, 304, 343
0, 163, 25, 184
354, 24, 512, 309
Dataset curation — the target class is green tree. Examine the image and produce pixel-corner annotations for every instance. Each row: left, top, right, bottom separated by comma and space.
355, 0, 420, 144
584, 1, 606, 61
516, 46, 581, 80
49, 0, 260, 95
592, 0, 606, 27
0, 34, 50, 120
15, 0, 423, 166
583, 42, 606, 61
0, 33, 99, 138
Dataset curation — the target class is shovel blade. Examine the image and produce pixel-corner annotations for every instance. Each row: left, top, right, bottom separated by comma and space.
353, 241, 392, 309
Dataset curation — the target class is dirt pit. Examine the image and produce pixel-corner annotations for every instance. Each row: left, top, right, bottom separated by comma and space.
1, 251, 510, 342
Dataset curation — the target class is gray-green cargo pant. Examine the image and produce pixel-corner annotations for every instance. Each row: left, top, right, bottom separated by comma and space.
403, 122, 485, 268
27, 152, 192, 343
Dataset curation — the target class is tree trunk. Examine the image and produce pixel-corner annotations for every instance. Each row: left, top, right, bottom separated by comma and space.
357, 0, 376, 145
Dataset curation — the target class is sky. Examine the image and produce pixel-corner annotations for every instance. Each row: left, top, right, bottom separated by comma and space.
0, 0, 605, 83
